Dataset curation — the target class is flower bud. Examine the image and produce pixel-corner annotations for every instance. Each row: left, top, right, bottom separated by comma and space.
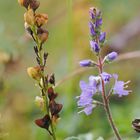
89, 7, 101, 19
95, 18, 102, 28
99, 32, 106, 43
27, 66, 42, 80
79, 59, 97, 67
37, 28, 49, 44
35, 13, 48, 27
89, 7, 96, 19
30, 0, 40, 11
24, 9, 34, 25
90, 41, 100, 53
35, 96, 44, 109
104, 52, 118, 63
18, 0, 30, 9
89, 22, 95, 36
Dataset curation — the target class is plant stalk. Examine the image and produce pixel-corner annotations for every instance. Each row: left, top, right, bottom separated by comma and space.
98, 56, 122, 140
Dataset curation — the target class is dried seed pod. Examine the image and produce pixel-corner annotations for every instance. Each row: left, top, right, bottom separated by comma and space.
48, 87, 58, 100
49, 100, 63, 116
30, 0, 40, 11
37, 28, 49, 44
18, 0, 30, 9
35, 115, 51, 132
35, 13, 48, 27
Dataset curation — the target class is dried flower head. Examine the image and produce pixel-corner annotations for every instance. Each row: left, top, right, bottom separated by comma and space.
27, 66, 42, 80
35, 13, 48, 27
37, 28, 49, 43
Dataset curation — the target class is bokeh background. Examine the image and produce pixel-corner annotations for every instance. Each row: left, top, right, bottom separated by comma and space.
0, 0, 140, 140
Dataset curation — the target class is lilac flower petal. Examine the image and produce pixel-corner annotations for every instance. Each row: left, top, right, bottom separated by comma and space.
84, 105, 94, 115
79, 81, 87, 91
113, 74, 131, 97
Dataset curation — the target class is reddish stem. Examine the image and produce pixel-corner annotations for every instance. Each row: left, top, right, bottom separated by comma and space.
98, 56, 122, 140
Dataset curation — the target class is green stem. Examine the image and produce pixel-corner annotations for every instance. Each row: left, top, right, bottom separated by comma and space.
32, 25, 56, 140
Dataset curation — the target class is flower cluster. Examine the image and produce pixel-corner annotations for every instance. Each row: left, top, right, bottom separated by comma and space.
77, 7, 131, 115
18, 0, 62, 138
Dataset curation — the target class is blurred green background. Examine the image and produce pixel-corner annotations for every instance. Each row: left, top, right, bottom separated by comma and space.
0, 0, 140, 140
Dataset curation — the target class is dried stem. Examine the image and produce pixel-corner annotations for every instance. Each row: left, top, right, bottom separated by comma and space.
32, 26, 56, 140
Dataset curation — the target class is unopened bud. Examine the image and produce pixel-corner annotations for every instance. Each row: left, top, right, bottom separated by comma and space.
24, 9, 34, 25
27, 66, 42, 80
37, 28, 49, 44
35, 13, 48, 27
104, 52, 118, 63
79, 59, 97, 67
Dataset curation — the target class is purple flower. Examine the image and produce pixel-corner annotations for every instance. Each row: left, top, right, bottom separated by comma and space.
90, 41, 100, 53
79, 60, 92, 67
89, 22, 96, 36
95, 18, 102, 27
104, 52, 118, 63
99, 32, 106, 43
89, 75, 101, 92
113, 74, 131, 97
77, 80, 96, 115
101, 72, 112, 84
89, 7, 95, 19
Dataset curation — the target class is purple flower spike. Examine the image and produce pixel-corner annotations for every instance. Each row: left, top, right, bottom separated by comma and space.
113, 74, 131, 97
79, 60, 92, 67
89, 22, 96, 36
90, 41, 100, 53
99, 32, 106, 43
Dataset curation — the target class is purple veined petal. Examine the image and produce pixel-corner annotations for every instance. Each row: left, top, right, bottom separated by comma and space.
79, 59, 92, 67
99, 32, 106, 42
90, 40, 100, 53
79, 81, 87, 91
